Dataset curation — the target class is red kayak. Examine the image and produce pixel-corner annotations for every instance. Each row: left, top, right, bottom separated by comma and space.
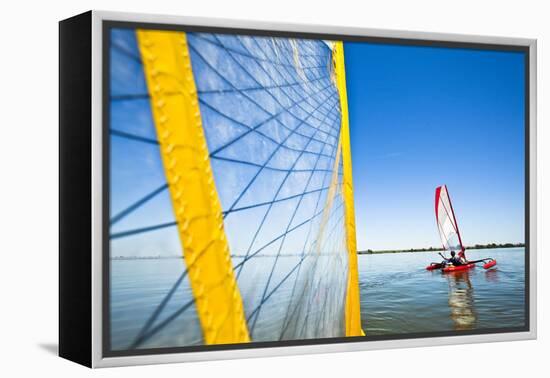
442, 263, 475, 273
426, 259, 497, 271
483, 259, 497, 269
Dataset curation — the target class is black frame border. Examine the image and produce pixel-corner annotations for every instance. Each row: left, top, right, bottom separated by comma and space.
59, 11, 93, 367
102, 19, 531, 359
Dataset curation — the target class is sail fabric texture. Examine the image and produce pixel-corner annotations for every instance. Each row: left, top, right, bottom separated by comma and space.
136, 30, 251, 345
188, 32, 350, 341
109, 27, 359, 349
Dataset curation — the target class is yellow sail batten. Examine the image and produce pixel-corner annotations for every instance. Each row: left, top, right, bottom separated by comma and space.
136, 30, 250, 344
316, 137, 342, 253
333, 41, 364, 337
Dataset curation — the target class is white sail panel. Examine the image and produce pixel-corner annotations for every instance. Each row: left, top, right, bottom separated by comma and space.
435, 185, 463, 252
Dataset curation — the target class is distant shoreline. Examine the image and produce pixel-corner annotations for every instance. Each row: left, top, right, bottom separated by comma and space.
111, 243, 525, 260
358, 243, 525, 255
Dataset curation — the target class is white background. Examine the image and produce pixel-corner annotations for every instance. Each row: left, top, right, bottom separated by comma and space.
0, 0, 547, 376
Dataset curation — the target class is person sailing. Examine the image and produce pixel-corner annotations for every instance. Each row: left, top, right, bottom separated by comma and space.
439, 250, 465, 267
448, 250, 465, 266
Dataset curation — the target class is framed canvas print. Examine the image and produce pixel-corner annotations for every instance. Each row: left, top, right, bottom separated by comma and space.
59, 10, 537, 368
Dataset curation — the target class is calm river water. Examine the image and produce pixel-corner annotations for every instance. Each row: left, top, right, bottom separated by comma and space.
110, 247, 526, 349
359, 248, 526, 335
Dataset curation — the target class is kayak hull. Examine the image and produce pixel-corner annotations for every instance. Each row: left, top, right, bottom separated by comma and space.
426, 263, 443, 271
442, 263, 475, 273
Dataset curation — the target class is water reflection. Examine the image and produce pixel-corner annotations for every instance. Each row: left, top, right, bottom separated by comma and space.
485, 268, 499, 283
446, 271, 477, 330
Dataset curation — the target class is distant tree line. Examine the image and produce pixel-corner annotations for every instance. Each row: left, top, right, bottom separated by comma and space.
358, 242, 524, 255
468, 242, 524, 250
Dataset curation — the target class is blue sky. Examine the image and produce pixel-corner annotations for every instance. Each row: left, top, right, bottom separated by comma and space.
344, 42, 525, 250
